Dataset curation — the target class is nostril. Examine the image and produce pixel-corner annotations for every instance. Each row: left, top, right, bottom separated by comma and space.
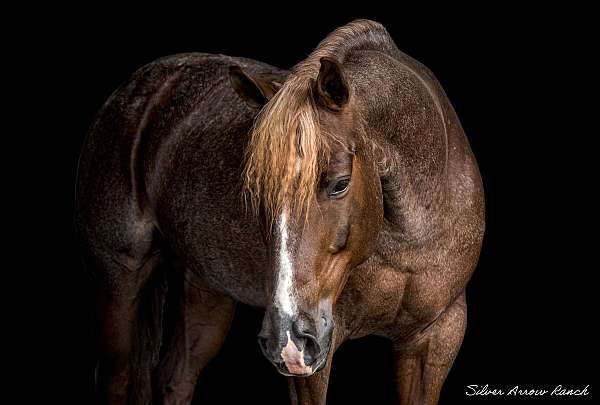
290, 319, 322, 358
302, 334, 321, 365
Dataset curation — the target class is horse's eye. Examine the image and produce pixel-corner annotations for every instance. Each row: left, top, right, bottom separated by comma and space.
329, 177, 350, 197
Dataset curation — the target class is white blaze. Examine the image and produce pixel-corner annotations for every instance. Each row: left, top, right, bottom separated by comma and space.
275, 211, 296, 316
274, 210, 314, 376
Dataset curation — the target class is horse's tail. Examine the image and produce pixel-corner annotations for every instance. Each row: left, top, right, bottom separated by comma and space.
128, 261, 169, 405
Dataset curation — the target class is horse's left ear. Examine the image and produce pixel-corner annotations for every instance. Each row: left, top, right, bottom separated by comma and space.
229, 66, 281, 108
314, 57, 350, 111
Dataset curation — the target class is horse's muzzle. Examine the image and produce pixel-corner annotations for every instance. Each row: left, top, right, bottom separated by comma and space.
258, 313, 333, 377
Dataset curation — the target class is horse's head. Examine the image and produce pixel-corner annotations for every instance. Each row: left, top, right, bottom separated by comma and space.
231, 57, 383, 376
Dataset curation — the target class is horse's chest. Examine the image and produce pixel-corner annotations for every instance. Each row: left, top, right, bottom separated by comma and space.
340, 265, 408, 337
341, 263, 454, 339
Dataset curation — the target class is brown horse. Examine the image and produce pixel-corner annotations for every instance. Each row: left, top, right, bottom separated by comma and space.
76, 19, 484, 405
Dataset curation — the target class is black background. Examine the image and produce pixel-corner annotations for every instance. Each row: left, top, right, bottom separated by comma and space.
15, 4, 595, 405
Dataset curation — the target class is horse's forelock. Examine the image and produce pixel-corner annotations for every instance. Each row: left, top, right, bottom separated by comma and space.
243, 75, 329, 226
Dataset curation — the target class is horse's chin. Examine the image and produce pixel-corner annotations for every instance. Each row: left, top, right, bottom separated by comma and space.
277, 368, 315, 377
275, 354, 328, 377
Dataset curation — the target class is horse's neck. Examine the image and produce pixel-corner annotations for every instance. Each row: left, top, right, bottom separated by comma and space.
380, 162, 449, 243
374, 124, 482, 266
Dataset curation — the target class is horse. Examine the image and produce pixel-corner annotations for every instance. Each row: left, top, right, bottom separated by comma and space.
75, 19, 484, 405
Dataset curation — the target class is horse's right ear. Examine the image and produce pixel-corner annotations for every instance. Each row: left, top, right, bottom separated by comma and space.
229, 66, 280, 108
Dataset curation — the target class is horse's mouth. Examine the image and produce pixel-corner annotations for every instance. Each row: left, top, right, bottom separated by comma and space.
259, 340, 330, 377
274, 353, 328, 377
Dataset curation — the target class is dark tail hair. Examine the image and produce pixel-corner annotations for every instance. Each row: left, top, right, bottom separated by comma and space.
128, 262, 168, 405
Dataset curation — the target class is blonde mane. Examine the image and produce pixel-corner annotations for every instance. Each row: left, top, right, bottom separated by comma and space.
243, 20, 394, 224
